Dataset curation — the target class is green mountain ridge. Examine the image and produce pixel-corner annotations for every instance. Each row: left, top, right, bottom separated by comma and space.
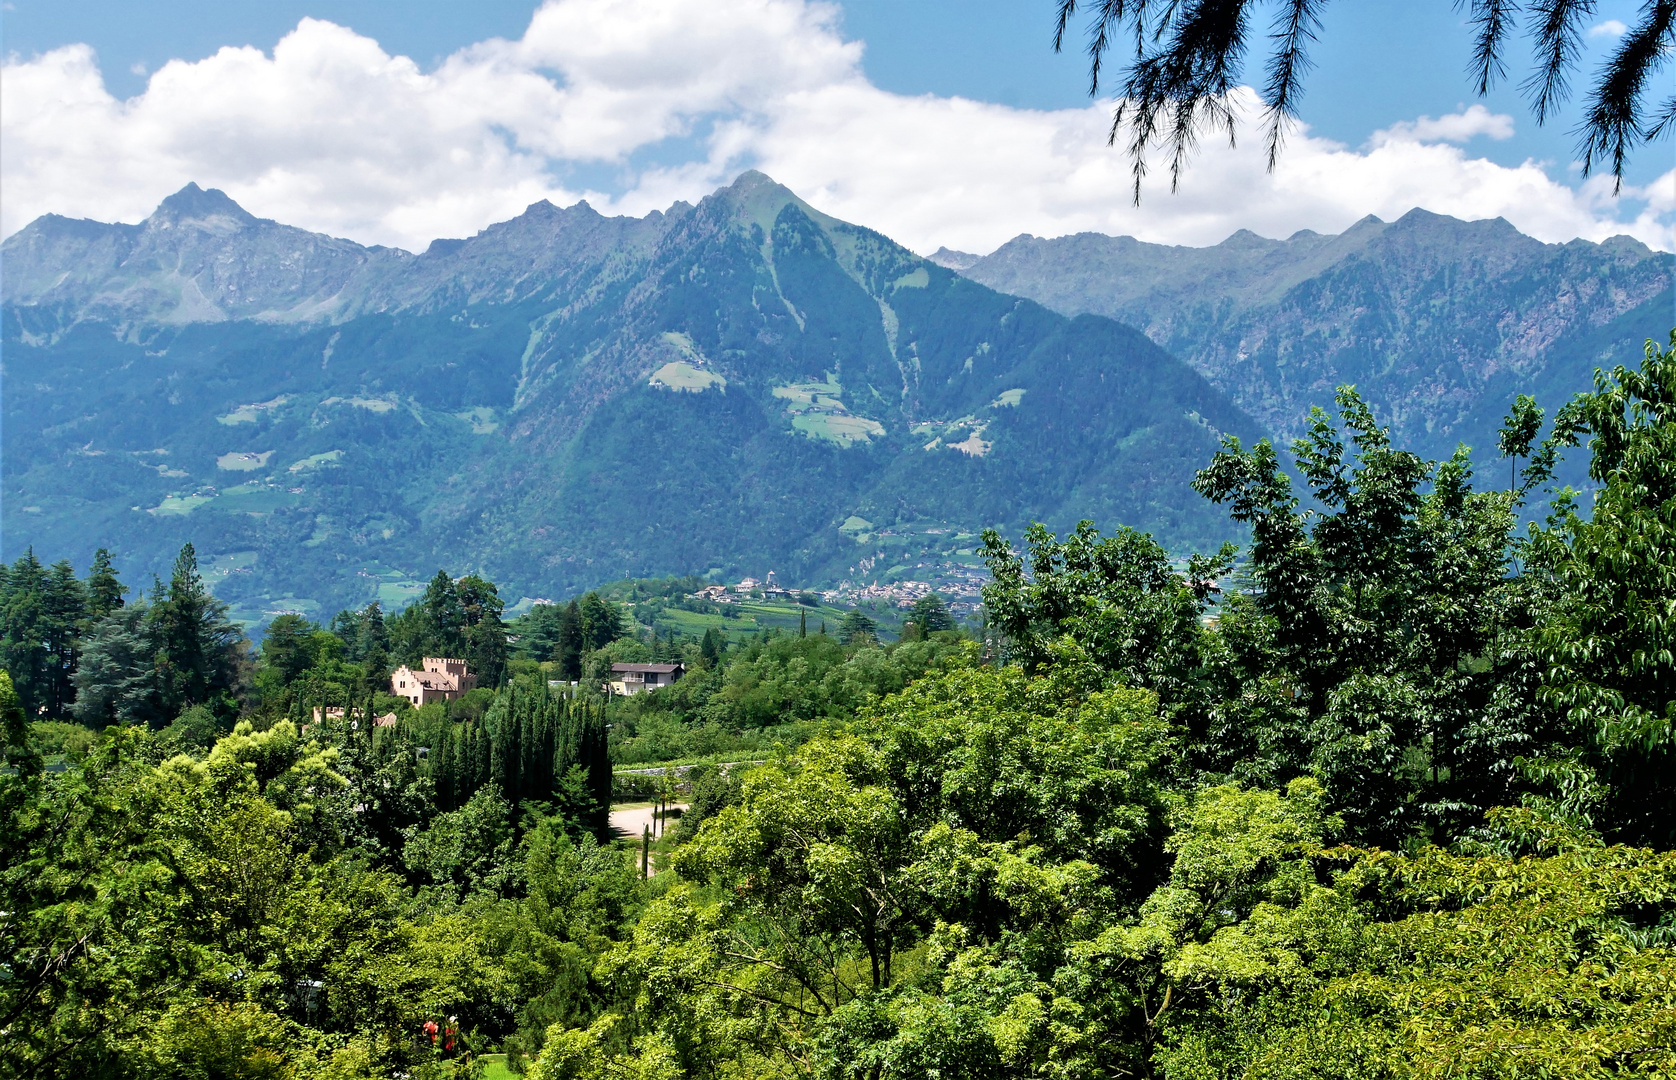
3, 173, 1254, 626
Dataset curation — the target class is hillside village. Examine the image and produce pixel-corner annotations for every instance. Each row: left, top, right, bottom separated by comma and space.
690, 568, 983, 617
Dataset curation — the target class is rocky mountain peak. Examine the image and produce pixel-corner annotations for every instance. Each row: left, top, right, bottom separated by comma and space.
928, 247, 981, 271
703, 169, 828, 235
149, 183, 261, 232
1218, 228, 1280, 250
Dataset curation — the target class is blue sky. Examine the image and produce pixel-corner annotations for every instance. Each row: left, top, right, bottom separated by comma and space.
3, 0, 1669, 253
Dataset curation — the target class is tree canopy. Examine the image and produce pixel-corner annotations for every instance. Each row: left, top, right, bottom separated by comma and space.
5, 333, 1675, 1079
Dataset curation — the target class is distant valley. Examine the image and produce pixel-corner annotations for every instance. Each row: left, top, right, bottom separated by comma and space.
3, 174, 1668, 626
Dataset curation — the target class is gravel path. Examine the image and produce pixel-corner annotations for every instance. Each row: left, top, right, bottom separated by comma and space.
609, 803, 688, 843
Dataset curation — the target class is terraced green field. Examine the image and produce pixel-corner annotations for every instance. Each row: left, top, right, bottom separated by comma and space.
214, 485, 303, 513
773, 377, 885, 446
634, 597, 856, 638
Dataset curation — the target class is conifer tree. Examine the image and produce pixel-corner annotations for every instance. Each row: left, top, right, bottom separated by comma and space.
41, 561, 86, 718
72, 603, 163, 728
0, 550, 50, 715
838, 609, 878, 645
360, 601, 390, 676
85, 548, 126, 621
579, 593, 623, 650
554, 600, 585, 680
474, 721, 492, 794
458, 575, 508, 687
490, 689, 516, 800
908, 592, 955, 633
151, 543, 241, 718
361, 683, 376, 753
519, 699, 539, 806
581, 704, 612, 835
411, 570, 464, 661
432, 728, 457, 812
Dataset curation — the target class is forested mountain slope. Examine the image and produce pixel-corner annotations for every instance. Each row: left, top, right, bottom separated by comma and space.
2, 173, 1255, 624
937, 211, 1672, 457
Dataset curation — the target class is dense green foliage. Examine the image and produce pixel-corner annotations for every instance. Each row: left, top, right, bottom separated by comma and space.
4, 334, 1674, 1079
0, 542, 248, 729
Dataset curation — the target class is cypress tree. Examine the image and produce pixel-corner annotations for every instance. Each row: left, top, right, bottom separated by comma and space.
474, 721, 491, 795
556, 700, 576, 779
519, 695, 538, 805
537, 695, 558, 803
583, 704, 612, 836
459, 724, 476, 802
432, 728, 456, 812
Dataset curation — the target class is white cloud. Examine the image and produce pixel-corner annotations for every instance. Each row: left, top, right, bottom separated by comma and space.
1368, 104, 1515, 146
2, 0, 1669, 255
722, 85, 1673, 253
1588, 19, 1629, 37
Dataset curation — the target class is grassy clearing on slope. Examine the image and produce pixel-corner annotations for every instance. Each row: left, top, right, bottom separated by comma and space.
288, 450, 343, 472
216, 396, 289, 425
149, 495, 214, 516
649, 360, 726, 392
774, 376, 885, 446
214, 485, 302, 513
216, 450, 273, 471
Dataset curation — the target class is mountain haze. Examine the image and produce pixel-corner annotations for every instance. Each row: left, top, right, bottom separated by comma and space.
3, 174, 1253, 624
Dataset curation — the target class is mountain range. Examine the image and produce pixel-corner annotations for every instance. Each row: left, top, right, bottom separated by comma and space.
933, 212, 1671, 459
2, 174, 1252, 623
3, 174, 1668, 626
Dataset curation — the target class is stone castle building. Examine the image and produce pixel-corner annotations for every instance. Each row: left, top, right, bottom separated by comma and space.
391, 657, 477, 707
